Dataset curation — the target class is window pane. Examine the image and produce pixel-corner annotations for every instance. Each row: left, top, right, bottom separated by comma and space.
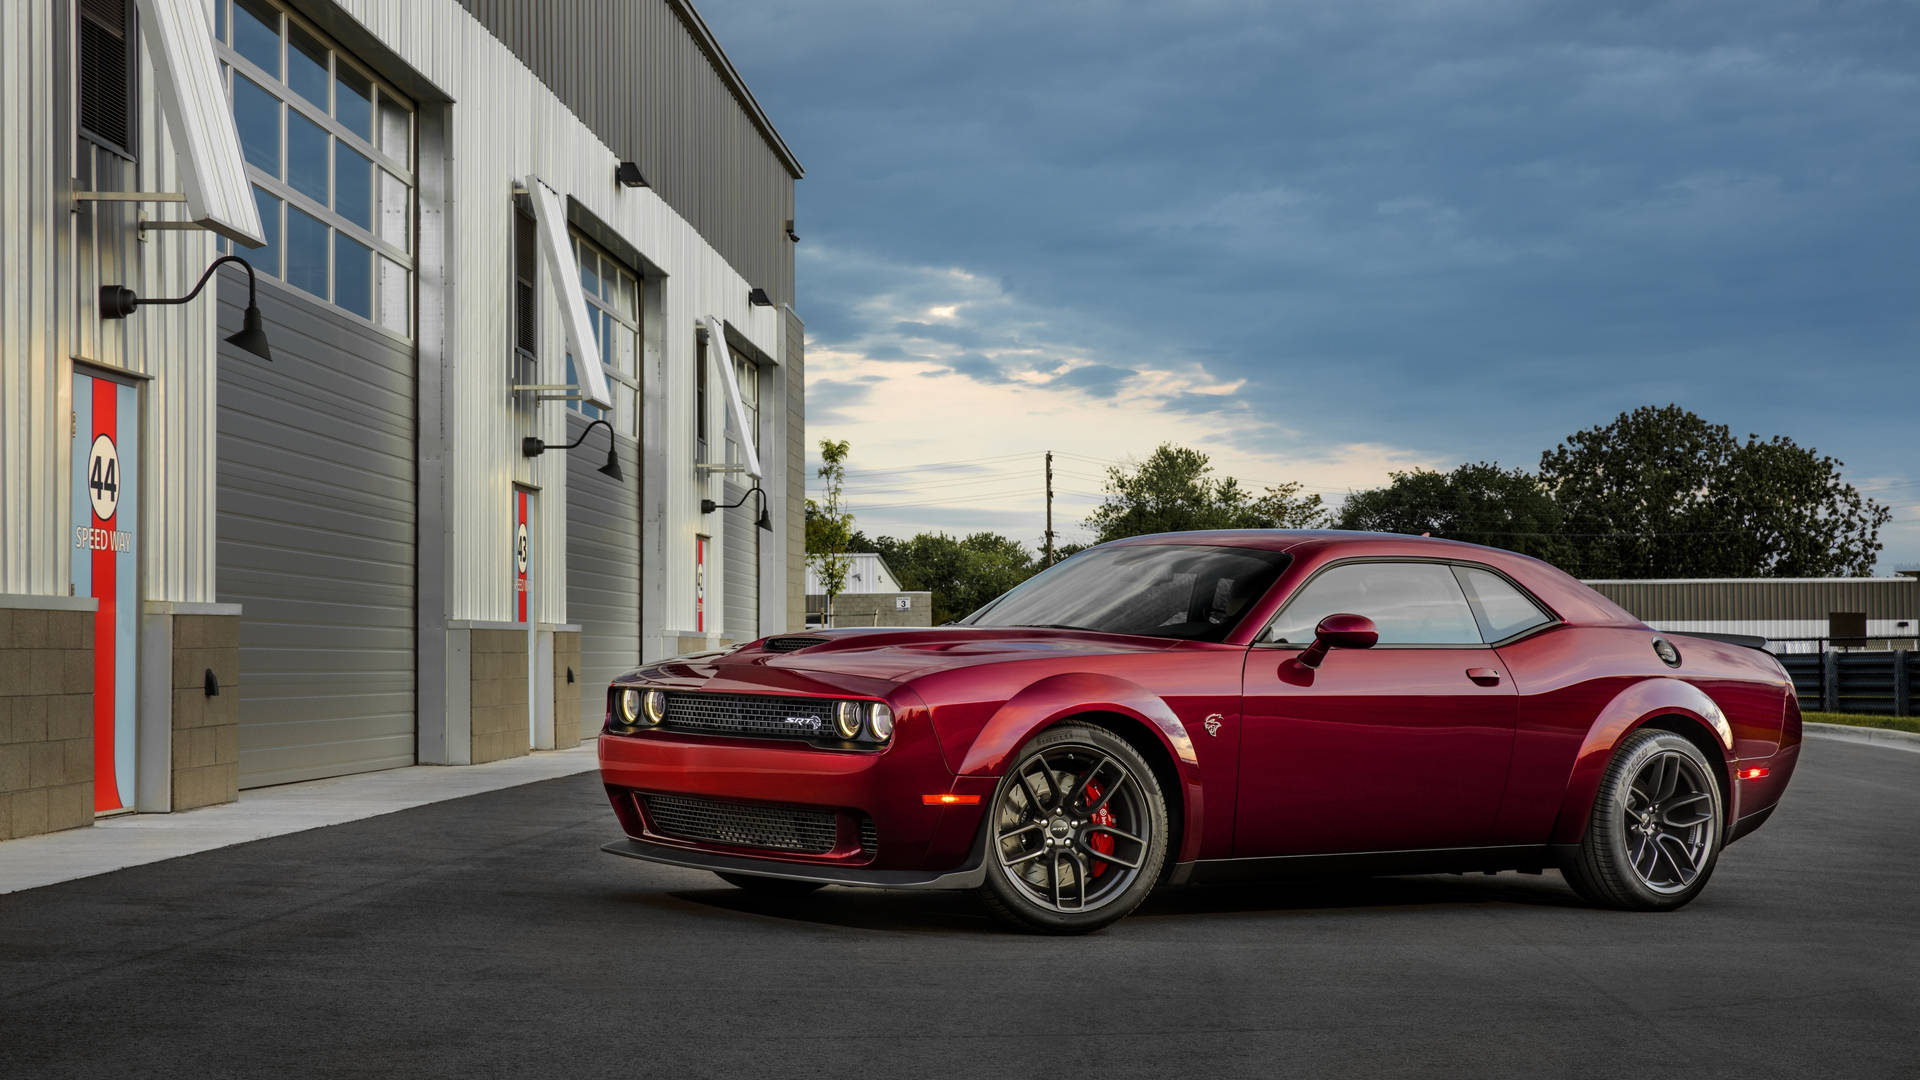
376, 256, 409, 333
1267, 563, 1480, 645
248, 184, 281, 277
378, 95, 409, 163
214, 0, 225, 42
233, 74, 280, 176
233, 0, 280, 78
613, 323, 636, 378
1458, 567, 1552, 642
337, 65, 374, 142
335, 144, 372, 229
286, 23, 329, 112
287, 111, 328, 203
334, 233, 372, 319
376, 168, 408, 249
285, 205, 328, 296
579, 247, 600, 301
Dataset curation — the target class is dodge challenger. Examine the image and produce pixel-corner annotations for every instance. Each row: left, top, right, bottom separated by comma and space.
598, 531, 1800, 933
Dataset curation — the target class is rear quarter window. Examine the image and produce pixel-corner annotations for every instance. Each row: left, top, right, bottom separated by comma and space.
1454, 566, 1554, 642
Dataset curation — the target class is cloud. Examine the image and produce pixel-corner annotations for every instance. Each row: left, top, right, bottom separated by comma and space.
705, 0, 1920, 566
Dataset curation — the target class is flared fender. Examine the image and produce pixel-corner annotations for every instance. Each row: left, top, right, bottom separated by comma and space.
953, 671, 1207, 865
1550, 678, 1739, 845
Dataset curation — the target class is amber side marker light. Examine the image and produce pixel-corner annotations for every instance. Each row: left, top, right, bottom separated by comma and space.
1738, 767, 1771, 781
922, 794, 982, 805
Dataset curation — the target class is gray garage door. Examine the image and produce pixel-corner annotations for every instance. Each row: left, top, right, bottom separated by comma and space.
217, 275, 416, 788
722, 479, 759, 643
565, 411, 641, 739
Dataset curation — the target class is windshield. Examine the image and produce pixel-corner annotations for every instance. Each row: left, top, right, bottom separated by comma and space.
959, 544, 1291, 642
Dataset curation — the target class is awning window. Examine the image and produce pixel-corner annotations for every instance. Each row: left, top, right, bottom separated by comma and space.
526, 176, 614, 410
706, 316, 762, 479
134, 0, 266, 246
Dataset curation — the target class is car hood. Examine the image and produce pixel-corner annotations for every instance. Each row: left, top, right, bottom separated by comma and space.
636, 627, 1183, 693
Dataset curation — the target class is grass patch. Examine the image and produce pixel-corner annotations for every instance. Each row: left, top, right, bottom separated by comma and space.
1801, 711, 1920, 735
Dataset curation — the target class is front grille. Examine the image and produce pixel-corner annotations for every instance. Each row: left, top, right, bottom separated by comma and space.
661, 692, 842, 741
859, 817, 877, 857
642, 793, 838, 854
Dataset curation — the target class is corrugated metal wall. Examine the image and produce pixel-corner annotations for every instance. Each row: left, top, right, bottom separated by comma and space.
216, 274, 417, 787
451, 0, 798, 308
2, 0, 221, 604
721, 477, 757, 640
326, 0, 793, 638
1586, 579, 1920, 622
783, 306, 805, 631
564, 410, 641, 730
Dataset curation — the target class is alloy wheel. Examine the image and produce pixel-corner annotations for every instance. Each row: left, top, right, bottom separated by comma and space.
1622, 749, 1717, 894
992, 743, 1151, 914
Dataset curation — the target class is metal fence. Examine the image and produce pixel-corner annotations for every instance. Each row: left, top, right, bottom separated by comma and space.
1777, 650, 1918, 716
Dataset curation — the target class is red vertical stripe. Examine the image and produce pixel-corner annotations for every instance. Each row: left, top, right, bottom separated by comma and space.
92, 378, 122, 812
516, 492, 528, 624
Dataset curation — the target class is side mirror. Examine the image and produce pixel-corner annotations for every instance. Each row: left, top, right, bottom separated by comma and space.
1296, 613, 1378, 669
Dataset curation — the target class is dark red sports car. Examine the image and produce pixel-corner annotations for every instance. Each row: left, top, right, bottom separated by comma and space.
599, 531, 1800, 932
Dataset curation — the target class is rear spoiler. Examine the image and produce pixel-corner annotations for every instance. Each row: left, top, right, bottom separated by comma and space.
1667, 631, 1771, 652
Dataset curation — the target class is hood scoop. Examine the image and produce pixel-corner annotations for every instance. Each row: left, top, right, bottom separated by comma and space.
761, 636, 830, 653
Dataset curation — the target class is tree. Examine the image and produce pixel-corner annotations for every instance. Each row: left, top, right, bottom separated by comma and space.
1538, 405, 1889, 578
1337, 461, 1569, 563
805, 439, 854, 624
855, 530, 1039, 624
1084, 443, 1327, 543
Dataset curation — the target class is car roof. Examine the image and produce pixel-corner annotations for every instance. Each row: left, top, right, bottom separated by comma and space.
1099, 529, 1646, 629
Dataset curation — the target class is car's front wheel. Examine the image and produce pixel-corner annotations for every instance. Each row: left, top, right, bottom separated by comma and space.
978, 724, 1169, 934
1563, 728, 1724, 910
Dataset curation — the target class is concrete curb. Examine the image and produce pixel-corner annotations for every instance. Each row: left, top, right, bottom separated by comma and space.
1804, 722, 1920, 755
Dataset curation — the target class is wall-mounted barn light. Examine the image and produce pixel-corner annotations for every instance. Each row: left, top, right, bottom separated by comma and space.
701, 485, 773, 531
523, 417, 622, 481
615, 161, 649, 188
99, 254, 272, 362
785, 219, 800, 242
747, 287, 773, 307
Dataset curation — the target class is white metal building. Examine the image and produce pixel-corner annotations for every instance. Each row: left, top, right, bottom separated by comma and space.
0, 0, 805, 839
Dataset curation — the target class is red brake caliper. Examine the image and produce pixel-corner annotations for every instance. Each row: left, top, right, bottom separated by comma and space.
1083, 780, 1115, 876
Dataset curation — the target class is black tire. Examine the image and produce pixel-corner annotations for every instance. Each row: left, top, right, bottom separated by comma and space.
1562, 729, 1724, 911
714, 872, 826, 897
977, 724, 1169, 934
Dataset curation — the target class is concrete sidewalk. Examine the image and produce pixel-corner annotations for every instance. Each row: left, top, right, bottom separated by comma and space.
0, 742, 599, 894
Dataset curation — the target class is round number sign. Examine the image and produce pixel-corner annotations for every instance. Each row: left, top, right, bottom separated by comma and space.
515, 522, 530, 573
88, 434, 120, 522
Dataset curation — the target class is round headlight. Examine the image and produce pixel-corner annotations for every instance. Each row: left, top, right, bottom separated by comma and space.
867, 702, 894, 741
618, 688, 642, 725
643, 689, 667, 726
834, 700, 863, 740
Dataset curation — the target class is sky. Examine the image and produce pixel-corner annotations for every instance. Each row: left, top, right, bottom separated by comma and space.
697, 0, 1920, 569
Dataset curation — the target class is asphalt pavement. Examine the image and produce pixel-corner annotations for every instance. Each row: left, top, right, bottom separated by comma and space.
2, 737, 1915, 1079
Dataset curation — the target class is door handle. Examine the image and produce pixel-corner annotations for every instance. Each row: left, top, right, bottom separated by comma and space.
1466, 668, 1501, 686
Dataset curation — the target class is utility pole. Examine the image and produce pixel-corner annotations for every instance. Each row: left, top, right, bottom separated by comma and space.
1044, 450, 1056, 566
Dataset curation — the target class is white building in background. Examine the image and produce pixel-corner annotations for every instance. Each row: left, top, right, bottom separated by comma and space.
805, 553, 905, 596
0, 0, 805, 840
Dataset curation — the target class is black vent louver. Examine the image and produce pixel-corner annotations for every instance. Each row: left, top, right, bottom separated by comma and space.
762, 636, 829, 653
78, 0, 135, 157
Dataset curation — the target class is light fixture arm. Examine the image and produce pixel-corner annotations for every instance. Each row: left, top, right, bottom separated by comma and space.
523, 417, 610, 458
523, 418, 624, 481
101, 253, 258, 318
700, 484, 774, 530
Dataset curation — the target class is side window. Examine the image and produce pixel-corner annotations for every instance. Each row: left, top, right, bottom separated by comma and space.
1265, 562, 1481, 646
1454, 566, 1553, 642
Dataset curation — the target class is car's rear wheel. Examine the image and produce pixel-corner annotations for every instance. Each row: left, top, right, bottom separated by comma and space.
978, 724, 1168, 934
1563, 728, 1723, 911
714, 872, 826, 897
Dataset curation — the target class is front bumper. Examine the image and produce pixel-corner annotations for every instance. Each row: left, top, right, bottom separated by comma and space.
601, 836, 987, 890
598, 717, 996, 874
